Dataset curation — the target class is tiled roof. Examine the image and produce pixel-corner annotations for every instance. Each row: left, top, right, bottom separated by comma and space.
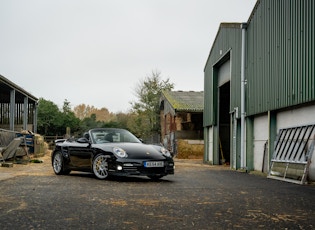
162, 91, 204, 112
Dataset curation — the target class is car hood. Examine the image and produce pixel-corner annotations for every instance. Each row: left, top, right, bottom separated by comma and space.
95, 142, 166, 160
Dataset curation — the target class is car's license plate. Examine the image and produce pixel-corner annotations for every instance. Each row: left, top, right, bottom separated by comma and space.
144, 161, 164, 167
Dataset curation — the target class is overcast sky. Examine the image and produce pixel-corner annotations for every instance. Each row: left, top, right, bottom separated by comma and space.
0, 0, 256, 113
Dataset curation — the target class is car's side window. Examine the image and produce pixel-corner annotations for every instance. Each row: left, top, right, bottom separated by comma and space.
104, 133, 113, 142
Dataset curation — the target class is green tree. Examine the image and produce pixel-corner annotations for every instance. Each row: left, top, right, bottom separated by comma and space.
60, 99, 81, 136
37, 98, 81, 136
126, 112, 149, 138
130, 70, 174, 139
104, 112, 131, 129
79, 114, 104, 132
37, 98, 63, 136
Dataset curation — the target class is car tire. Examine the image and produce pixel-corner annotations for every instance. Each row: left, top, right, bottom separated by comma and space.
92, 154, 109, 179
52, 151, 70, 175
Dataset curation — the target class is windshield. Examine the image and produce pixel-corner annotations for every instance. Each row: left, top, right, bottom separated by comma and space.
90, 128, 141, 144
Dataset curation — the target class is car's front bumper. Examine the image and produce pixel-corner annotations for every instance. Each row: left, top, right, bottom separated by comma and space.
108, 159, 175, 177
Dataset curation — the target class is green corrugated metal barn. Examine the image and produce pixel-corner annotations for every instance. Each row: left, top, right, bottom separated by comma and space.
203, 0, 315, 181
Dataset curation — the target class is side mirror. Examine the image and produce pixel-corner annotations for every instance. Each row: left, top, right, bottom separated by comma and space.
77, 137, 90, 144
55, 139, 66, 144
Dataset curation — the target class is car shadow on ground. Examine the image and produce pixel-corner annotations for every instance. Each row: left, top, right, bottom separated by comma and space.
67, 171, 174, 183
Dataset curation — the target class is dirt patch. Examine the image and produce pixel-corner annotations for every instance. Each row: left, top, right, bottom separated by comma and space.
0, 152, 52, 180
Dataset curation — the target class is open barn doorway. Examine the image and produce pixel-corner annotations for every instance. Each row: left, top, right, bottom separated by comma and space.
218, 81, 230, 165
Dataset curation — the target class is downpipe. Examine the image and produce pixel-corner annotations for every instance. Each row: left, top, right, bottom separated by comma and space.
240, 23, 247, 170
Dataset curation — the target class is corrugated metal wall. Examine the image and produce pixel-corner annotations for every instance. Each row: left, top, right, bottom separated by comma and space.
204, 23, 242, 126
246, 0, 315, 116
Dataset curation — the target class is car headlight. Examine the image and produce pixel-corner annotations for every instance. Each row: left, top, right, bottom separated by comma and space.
160, 147, 171, 157
113, 147, 128, 158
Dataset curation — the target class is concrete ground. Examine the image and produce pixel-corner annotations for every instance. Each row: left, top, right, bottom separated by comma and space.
0, 154, 314, 229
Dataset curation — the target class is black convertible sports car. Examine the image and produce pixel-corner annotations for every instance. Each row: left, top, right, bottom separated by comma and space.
51, 128, 174, 180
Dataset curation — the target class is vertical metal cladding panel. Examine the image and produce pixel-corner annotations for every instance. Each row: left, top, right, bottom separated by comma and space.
246, 0, 315, 116
230, 29, 242, 112
204, 63, 213, 126
204, 24, 242, 127
312, 0, 315, 99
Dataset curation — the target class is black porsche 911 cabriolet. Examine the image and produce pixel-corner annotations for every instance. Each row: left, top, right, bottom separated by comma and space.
51, 128, 174, 180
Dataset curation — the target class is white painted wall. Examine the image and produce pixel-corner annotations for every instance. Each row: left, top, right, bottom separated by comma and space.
277, 105, 315, 129
277, 104, 315, 181
207, 126, 214, 163
253, 115, 269, 172
218, 59, 230, 86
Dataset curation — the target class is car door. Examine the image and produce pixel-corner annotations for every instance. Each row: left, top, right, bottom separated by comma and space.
68, 142, 93, 170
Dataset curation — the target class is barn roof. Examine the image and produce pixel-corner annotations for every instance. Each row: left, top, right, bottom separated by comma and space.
161, 91, 204, 113
0, 74, 38, 103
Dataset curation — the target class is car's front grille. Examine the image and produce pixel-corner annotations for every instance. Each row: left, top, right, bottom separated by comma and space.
123, 162, 142, 172
118, 161, 174, 175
